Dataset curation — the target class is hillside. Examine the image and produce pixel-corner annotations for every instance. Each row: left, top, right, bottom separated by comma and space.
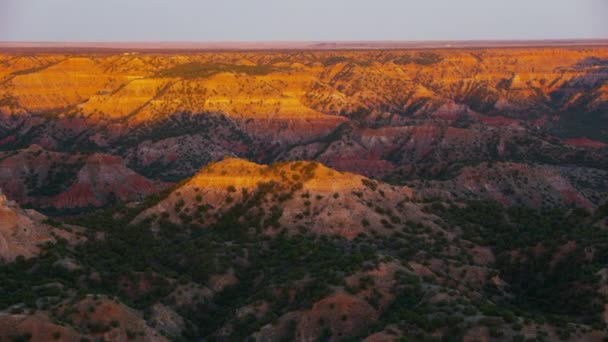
411, 161, 608, 209
135, 158, 428, 239
0, 146, 166, 211
0, 190, 83, 262
1, 159, 608, 340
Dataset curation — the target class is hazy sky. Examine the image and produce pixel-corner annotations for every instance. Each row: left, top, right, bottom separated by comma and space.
1, 0, 607, 41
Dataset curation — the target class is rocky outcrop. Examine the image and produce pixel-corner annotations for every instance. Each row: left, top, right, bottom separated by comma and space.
296, 292, 378, 341
1, 49, 606, 136
0, 313, 83, 342
49, 153, 163, 208
0, 146, 164, 210
135, 158, 431, 239
412, 161, 608, 209
0, 295, 169, 342
0, 191, 82, 262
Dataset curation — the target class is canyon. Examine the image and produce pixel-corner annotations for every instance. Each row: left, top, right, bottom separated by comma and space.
1, 47, 607, 210
0, 45, 607, 341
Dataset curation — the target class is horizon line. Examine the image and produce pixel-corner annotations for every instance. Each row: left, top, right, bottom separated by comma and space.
1, 39, 607, 51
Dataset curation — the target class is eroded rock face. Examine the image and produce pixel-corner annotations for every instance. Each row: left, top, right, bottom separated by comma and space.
296, 292, 378, 341
0, 295, 169, 342
149, 304, 185, 338
0, 48, 606, 191
0, 191, 82, 262
1, 47, 608, 342
0, 147, 165, 209
1, 48, 606, 120
135, 158, 433, 240
49, 153, 164, 209
0, 313, 82, 342
412, 161, 608, 209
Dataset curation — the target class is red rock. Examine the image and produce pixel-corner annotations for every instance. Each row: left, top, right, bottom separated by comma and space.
563, 137, 607, 149
50, 153, 162, 208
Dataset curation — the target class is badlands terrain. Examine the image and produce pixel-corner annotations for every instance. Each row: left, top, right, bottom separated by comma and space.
0, 45, 607, 341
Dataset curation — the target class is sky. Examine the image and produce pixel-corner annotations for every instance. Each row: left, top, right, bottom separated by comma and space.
1, 0, 607, 42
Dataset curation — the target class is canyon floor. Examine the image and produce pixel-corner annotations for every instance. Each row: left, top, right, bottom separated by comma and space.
0, 44, 607, 341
